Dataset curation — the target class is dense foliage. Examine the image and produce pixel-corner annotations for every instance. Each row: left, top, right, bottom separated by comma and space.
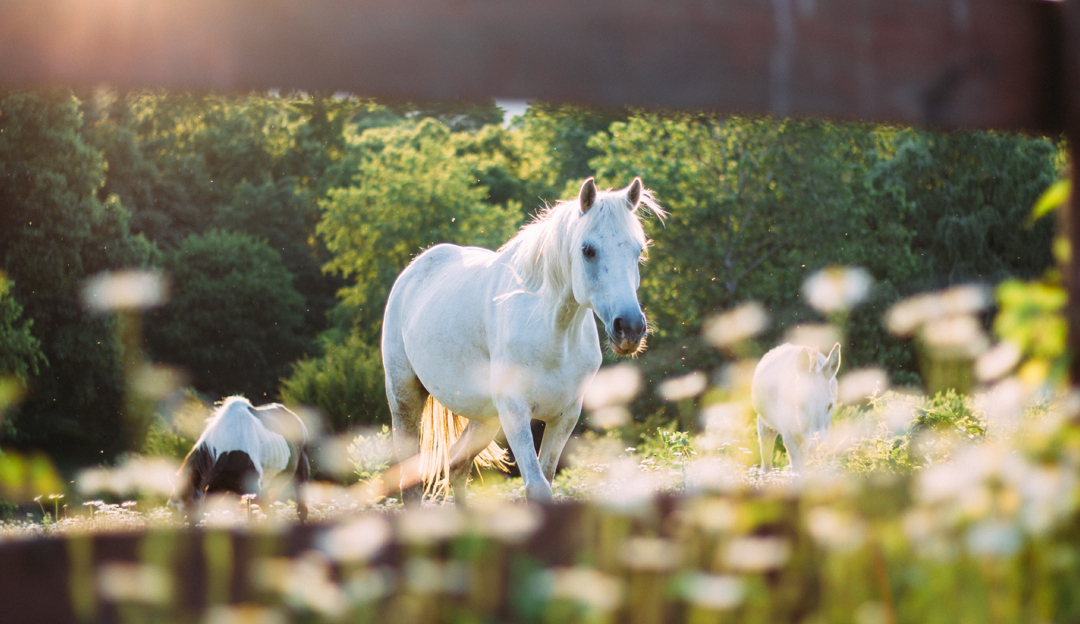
0, 89, 1062, 457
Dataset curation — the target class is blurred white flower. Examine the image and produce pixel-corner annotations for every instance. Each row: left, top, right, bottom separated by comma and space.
317, 515, 390, 562
703, 302, 769, 348
966, 520, 1021, 556
973, 379, 1026, 436
881, 393, 920, 435
806, 507, 867, 551
686, 498, 739, 533
83, 270, 168, 312
659, 371, 708, 402
583, 364, 641, 410
886, 285, 990, 337
975, 342, 1022, 382
678, 573, 745, 610
471, 500, 542, 543
97, 563, 172, 604
837, 368, 889, 404
802, 266, 873, 314
723, 536, 790, 571
76, 457, 179, 498
920, 315, 988, 358
784, 324, 842, 353
545, 567, 623, 611
594, 457, 660, 513
620, 537, 680, 571
397, 507, 465, 545
587, 406, 630, 430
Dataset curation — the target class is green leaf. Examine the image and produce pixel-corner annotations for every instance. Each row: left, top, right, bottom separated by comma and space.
1029, 178, 1070, 225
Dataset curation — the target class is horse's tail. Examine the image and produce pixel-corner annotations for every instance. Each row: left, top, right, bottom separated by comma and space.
419, 395, 511, 500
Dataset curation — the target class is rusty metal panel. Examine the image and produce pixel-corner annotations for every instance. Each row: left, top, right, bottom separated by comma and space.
0, 0, 1060, 131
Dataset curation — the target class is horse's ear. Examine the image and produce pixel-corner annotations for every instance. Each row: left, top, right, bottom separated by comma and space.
627, 178, 643, 210
796, 347, 813, 373
579, 177, 597, 213
824, 342, 841, 379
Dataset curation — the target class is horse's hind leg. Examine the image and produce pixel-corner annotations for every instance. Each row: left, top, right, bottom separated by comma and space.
386, 368, 428, 507
757, 416, 778, 474
447, 419, 502, 507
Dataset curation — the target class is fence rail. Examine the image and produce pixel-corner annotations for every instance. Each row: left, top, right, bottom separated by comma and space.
0, 0, 1064, 133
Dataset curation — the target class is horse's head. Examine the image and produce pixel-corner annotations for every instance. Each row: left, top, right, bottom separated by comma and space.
571, 177, 657, 356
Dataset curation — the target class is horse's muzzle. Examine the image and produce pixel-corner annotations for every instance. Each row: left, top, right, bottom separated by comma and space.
610, 313, 647, 356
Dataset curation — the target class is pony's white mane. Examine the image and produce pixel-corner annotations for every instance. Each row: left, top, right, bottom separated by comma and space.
498, 186, 664, 300
195, 395, 291, 485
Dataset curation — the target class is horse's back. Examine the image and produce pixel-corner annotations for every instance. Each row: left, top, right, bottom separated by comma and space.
751, 345, 804, 423
384, 244, 500, 354
387, 244, 498, 314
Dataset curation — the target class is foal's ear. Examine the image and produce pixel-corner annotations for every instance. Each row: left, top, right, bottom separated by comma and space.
796, 347, 813, 373
626, 178, 643, 210
823, 342, 841, 379
579, 177, 597, 213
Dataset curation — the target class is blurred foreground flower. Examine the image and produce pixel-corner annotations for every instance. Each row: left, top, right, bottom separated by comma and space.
77, 456, 179, 498
583, 364, 641, 429
542, 567, 623, 612
703, 302, 769, 348
886, 284, 990, 338
82, 270, 168, 312
784, 324, 842, 353
97, 562, 172, 604
802, 266, 873, 314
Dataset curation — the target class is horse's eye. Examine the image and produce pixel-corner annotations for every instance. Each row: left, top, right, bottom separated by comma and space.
582, 244, 597, 259
827, 403, 834, 412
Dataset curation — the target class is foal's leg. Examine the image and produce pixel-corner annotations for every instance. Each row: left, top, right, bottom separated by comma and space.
385, 370, 429, 507
537, 403, 582, 484
496, 397, 551, 503
757, 416, 778, 473
447, 419, 503, 507
781, 431, 808, 473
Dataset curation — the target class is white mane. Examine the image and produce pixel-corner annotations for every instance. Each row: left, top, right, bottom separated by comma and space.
195, 396, 292, 485
498, 186, 664, 300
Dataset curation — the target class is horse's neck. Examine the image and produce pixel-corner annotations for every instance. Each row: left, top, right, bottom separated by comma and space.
552, 287, 593, 339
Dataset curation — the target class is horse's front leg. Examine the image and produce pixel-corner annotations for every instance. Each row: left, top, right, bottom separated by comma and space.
537, 402, 582, 485
496, 397, 552, 503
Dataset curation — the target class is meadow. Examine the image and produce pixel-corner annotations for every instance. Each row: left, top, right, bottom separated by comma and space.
2, 273, 1077, 624
0, 92, 1074, 622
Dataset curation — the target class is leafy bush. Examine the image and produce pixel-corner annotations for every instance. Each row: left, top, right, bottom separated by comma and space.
279, 331, 390, 432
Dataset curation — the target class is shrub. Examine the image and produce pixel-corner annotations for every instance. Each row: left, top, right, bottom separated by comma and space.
279, 331, 390, 432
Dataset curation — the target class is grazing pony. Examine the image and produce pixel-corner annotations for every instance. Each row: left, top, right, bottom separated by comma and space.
170, 396, 310, 521
382, 177, 664, 505
752, 343, 841, 473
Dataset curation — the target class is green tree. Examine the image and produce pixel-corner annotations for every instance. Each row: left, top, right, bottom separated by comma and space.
591, 115, 921, 368
872, 129, 1060, 286
0, 91, 155, 460
145, 230, 307, 400
318, 118, 519, 341
0, 273, 45, 382
514, 102, 629, 203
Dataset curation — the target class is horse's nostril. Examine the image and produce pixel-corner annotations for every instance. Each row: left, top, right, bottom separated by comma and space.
613, 317, 625, 336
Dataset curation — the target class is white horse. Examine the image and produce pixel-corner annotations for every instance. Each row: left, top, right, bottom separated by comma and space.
382, 177, 663, 504
751, 343, 841, 473
170, 396, 310, 521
